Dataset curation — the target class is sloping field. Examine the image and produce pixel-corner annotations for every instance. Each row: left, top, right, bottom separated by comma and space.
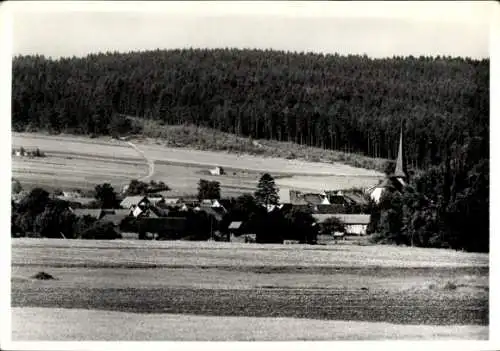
12, 308, 488, 341
133, 137, 382, 176
12, 156, 148, 190
12, 133, 382, 195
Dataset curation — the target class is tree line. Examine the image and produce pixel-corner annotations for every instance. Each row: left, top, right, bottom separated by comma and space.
12, 49, 488, 170
369, 136, 489, 253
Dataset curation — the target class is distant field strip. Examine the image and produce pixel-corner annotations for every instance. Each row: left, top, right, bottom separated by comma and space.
12, 133, 382, 193
12, 239, 489, 268
12, 308, 488, 341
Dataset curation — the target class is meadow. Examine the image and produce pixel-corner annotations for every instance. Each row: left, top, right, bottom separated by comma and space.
12, 133, 382, 196
11, 239, 489, 340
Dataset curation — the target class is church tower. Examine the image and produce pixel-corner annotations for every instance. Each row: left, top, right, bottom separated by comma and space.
391, 121, 408, 187
393, 124, 407, 179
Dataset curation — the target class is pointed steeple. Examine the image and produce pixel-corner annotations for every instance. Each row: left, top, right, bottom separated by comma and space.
393, 121, 407, 179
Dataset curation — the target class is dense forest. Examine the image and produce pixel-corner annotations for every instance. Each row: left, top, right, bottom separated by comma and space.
12, 48, 488, 170
11, 48, 489, 252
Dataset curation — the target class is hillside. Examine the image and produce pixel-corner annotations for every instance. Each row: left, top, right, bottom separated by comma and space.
12, 49, 489, 171
126, 119, 388, 172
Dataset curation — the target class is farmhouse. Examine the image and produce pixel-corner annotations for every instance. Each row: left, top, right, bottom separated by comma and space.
120, 196, 151, 209
312, 213, 371, 236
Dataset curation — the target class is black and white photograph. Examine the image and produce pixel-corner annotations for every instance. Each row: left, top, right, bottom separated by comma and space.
0, 0, 497, 347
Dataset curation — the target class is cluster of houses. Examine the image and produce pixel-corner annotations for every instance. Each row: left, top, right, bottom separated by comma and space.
12, 129, 408, 243
51, 188, 373, 242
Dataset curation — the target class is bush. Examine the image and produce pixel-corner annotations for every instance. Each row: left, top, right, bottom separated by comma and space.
78, 221, 122, 240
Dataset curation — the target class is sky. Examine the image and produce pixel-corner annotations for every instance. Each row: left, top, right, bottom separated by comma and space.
4, 1, 493, 59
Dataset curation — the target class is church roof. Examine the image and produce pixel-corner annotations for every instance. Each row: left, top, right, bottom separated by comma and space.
394, 125, 407, 179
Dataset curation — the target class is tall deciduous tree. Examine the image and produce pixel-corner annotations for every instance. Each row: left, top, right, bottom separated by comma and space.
197, 179, 221, 200
95, 183, 118, 208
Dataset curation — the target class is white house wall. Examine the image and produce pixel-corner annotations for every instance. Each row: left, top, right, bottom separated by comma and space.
346, 224, 367, 235
370, 187, 384, 204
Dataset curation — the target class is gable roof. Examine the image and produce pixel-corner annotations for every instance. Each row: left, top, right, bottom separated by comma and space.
314, 204, 346, 214
303, 193, 324, 205
228, 221, 243, 230
120, 196, 149, 209
343, 193, 370, 206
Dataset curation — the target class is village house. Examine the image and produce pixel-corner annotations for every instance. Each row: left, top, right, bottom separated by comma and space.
227, 221, 243, 241
209, 166, 225, 176
120, 195, 151, 210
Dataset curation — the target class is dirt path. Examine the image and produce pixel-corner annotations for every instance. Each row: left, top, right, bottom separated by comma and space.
126, 141, 155, 182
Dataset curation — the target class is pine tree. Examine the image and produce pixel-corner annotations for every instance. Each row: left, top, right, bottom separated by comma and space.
254, 173, 279, 206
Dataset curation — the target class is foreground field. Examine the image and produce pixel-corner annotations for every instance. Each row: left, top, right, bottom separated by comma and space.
11, 239, 489, 340
12, 133, 382, 195
12, 308, 488, 341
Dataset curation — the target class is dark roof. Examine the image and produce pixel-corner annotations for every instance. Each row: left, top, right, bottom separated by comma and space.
303, 193, 324, 205
346, 194, 369, 206
327, 195, 349, 205
314, 204, 346, 214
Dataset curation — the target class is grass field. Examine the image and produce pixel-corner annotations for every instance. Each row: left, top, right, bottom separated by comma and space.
12, 308, 488, 341
12, 133, 383, 196
11, 239, 489, 340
